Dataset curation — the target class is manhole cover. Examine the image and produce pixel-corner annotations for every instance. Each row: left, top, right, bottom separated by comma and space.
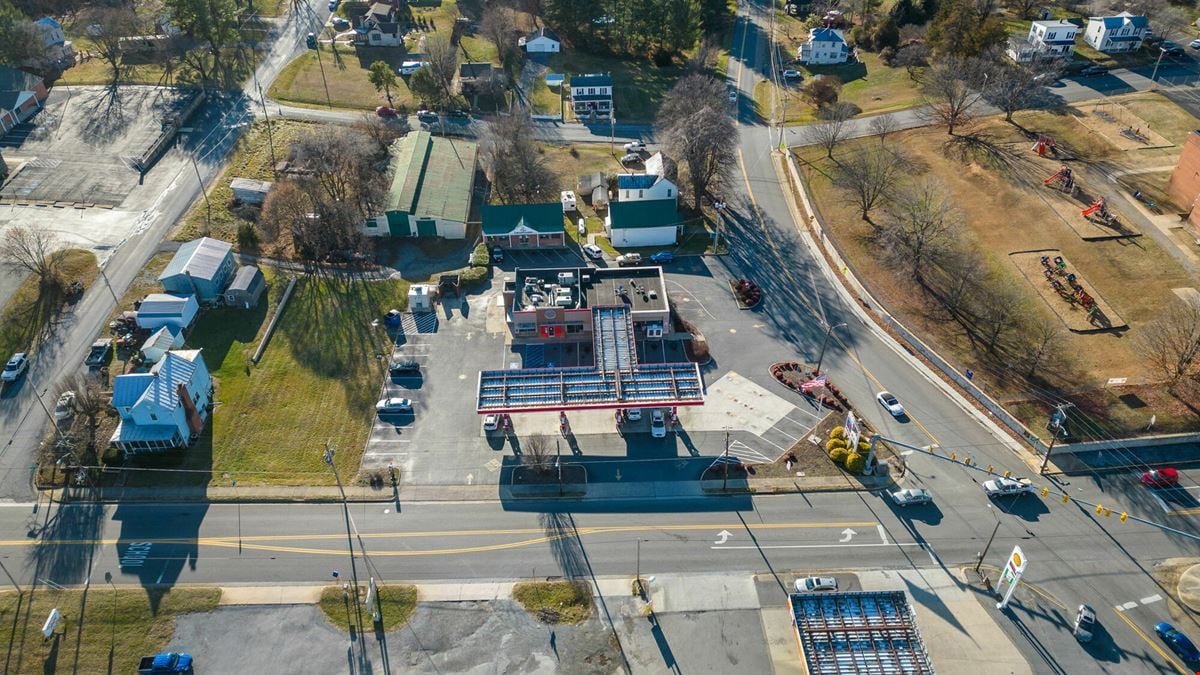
1178, 564, 1200, 612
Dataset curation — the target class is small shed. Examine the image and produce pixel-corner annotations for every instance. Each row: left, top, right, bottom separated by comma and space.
136, 293, 200, 331
590, 185, 609, 208
408, 284, 434, 312
140, 326, 184, 364
545, 73, 564, 88
230, 178, 273, 205
578, 172, 606, 200
223, 265, 266, 308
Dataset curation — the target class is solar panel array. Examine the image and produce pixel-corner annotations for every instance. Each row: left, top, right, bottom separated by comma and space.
791, 591, 933, 675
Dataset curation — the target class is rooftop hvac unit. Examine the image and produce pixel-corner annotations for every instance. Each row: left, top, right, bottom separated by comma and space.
648, 290, 658, 300
646, 326, 663, 339
557, 272, 576, 285
555, 296, 574, 307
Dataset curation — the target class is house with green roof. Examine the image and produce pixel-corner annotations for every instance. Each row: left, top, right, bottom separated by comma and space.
605, 199, 683, 247
363, 130, 478, 240
482, 202, 566, 249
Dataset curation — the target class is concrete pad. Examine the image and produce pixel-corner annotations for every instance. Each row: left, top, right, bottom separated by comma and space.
678, 371, 797, 435
417, 581, 515, 602
760, 605, 807, 674
647, 573, 761, 613
858, 568, 1032, 675
219, 585, 325, 605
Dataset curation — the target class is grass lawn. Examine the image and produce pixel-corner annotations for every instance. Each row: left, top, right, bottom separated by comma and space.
758, 52, 922, 125
549, 51, 685, 122
269, 42, 426, 111
794, 117, 1195, 418
56, 57, 168, 87
0, 587, 220, 675
173, 118, 313, 250
0, 250, 98, 359
318, 584, 417, 632
529, 77, 562, 116
512, 581, 592, 624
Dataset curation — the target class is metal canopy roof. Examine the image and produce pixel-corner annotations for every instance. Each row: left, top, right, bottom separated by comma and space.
476, 305, 704, 413
790, 591, 933, 675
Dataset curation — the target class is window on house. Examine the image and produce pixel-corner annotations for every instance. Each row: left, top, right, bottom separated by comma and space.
667, 188, 673, 197
150, 413, 158, 421
1048, 32, 1055, 39
638, 190, 644, 198
589, 87, 595, 94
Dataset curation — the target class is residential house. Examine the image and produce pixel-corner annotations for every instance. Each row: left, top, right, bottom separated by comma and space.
363, 130, 477, 239
355, 3, 403, 48
159, 236, 236, 302
458, 62, 498, 95
605, 199, 683, 247
1084, 11, 1147, 53
797, 28, 850, 65
483, 203, 566, 249
34, 17, 75, 65
0, 66, 47, 135
110, 350, 212, 454
223, 265, 266, 308
139, 326, 185, 365
1007, 19, 1079, 62
616, 173, 677, 205
521, 26, 560, 53
136, 293, 200, 331
569, 73, 613, 119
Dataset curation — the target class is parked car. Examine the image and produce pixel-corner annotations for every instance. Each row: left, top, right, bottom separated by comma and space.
619, 153, 641, 165
327, 0, 338, 9
582, 244, 604, 260
483, 414, 499, 432
416, 109, 439, 123
53, 391, 76, 421
650, 409, 667, 438
388, 359, 420, 375
727, 87, 738, 102
889, 488, 932, 507
616, 253, 642, 266
305, 32, 317, 49
1142, 467, 1179, 488
623, 141, 646, 153
331, 16, 350, 30
375, 106, 398, 118
626, 408, 642, 421
375, 397, 413, 414
138, 652, 193, 674
1073, 604, 1096, 642
492, 246, 504, 262
1, 353, 28, 383
1163, 41, 1185, 56
398, 61, 427, 75
84, 339, 112, 368
795, 576, 838, 592
1191, 38, 1200, 50
876, 391, 905, 417
1080, 65, 1109, 77
649, 251, 674, 264
982, 477, 1034, 498
782, 69, 801, 79
1156, 622, 1200, 662
448, 108, 470, 118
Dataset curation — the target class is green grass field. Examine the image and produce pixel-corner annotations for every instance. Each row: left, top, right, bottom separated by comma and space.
0, 250, 98, 359
319, 584, 417, 632
549, 51, 685, 122
269, 42, 425, 111
512, 581, 592, 624
757, 52, 922, 125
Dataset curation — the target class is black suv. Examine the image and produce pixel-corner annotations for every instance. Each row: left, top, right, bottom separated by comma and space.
389, 359, 420, 375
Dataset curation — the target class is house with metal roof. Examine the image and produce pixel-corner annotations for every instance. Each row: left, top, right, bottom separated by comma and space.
797, 27, 849, 64
616, 173, 678, 204
159, 236, 236, 302
483, 203, 566, 249
605, 199, 683, 247
139, 326, 185, 365
223, 265, 266, 308
135, 293, 199, 332
363, 131, 477, 240
521, 26, 560, 52
1007, 19, 1079, 62
1084, 11, 1147, 52
110, 349, 212, 454
569, 72, 613, 119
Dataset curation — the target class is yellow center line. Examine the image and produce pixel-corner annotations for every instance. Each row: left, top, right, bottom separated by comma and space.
1112, 608, 1189, 675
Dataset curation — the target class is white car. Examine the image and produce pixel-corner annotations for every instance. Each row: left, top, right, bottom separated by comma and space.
782, 69, 801, 79
54, 391, 76, 421
623, 141, 646, 153
727, 88, 737, 102
1191, 38, 1200, 49
650, 409, 667, 438
619, 153, 641, 165
889, 488, 932, 507
375, 397, 413, 414
1, 353, 28, 383
795, 576, 837, 592
625, 408, 642, 421
1073, 604, 1096, 642
582, 244, 604, 260
483, 414, 499, 432
982, 477, 1034, 498
876, 391, 905, 417
616, 253, 642, 267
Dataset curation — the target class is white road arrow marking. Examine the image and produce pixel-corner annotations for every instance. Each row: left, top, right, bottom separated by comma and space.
714, 530, 732, 545
839, 528, 857, 543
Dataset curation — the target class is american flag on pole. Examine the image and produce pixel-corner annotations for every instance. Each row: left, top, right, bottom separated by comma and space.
800, 375, 827, 392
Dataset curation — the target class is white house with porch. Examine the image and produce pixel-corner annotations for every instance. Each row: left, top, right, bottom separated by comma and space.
797, 27, 850, 65
1007, 19, 1079, 62
110, 350, 211, 454
1084, 12, 1147, 53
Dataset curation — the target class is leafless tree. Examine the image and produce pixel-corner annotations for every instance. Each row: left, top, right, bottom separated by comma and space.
1003, 0, 1040, 19
259, 181, 312, 245
938, 244, 987, 317
1148, 4, 1192, 42
880, 181, 959, 281
1, 226, 67, 289
481, 109, 560, 204
657, 75, 739, 208
1135, 297, 1200, 390
1023, 315, 1065, 377
978, 278, 1024, 353
84, 6, 140, 85
57, 374, 107, 457
893, 42, 930, 81
982, 56, 1058, 123
921, 57, 984, 135
424, 34, 460, 106
869, 114, 900, 144
804, 104, 854, 159
354, 113, 409, 156
834, 147, 906, 221
292, 126, 389, 218
524, 433, 552, 471
480, 5, 522, 78
657, 73, 726, 128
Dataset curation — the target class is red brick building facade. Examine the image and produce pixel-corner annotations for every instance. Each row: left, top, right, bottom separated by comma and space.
1167, 129, 1200, 233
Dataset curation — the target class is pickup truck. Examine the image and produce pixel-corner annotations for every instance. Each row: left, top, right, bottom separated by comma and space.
138, 652, 193, 674
982, 477, 1034, 498
84, 339, 112, 368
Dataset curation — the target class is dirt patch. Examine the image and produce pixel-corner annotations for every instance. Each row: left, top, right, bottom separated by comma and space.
1153, 558, 1200, 626
1009, 250, 1127, 333
1070, 102, 1174, 152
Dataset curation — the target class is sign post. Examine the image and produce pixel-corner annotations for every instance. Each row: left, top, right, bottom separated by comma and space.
995, 546, 1027, 610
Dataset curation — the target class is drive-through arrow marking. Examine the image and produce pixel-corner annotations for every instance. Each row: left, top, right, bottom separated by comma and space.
839, 528, 857, 543
714, 530, 732, 545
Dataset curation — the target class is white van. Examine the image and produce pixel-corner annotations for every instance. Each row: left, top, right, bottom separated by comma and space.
398, 61, 427, 75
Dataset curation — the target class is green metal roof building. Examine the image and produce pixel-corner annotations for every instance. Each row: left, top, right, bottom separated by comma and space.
482, 202, 567, 249
369, 131, 478, 239
605, 199, 683, 247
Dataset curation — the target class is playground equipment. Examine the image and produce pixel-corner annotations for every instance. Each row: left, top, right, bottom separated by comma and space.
1081, 196, 1114, 223
1033, 135, 1058, 157
1131, 189, 1160, 213
1040, 254, 1097, 309
1044, 165, 1073, 190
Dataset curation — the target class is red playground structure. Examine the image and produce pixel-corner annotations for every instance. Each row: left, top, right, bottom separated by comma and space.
1033, 135, 1058, 157
1081, 196, 1108, 219
1044, 165, 1073, 190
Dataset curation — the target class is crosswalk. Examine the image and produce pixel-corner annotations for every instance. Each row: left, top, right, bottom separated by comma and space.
713, 440, 775, 465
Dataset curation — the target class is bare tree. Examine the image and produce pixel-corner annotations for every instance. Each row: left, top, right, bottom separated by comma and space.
1135, 297, 1200, 390
982, 57, 1058, 123
881, 181, 959, 281
657, 75, 739, 208
804, 104, 853, 159
1, 226, 66, 289
84, 6, 140, 85
424, 34, 460, 107
978, 278, 1024, 353
834, 147, 906, 221
1023, 315, 1064, 377
480, 5, 522, 78
921, 57, 984, 135
657, 73, 726, 128
481, 110, 560, 204
938, 244, 987, 317
57, 374, 107, 458
354, 113, 409, 156
893, 42, 930, 81
524, 433, 552, 471
869, 114, 900, 144
259, 180, 313, 245
1003, 0, 1040, 19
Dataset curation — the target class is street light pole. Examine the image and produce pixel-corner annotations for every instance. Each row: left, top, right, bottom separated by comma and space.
323, 443, 365, 643
814, 322, 847, 375
103, 572, 116, 653
1151, 46, 1167, 85
975, 504, 1000, 574
1039, 402, 1074, 475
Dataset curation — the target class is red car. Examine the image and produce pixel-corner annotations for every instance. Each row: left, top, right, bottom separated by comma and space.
1142, 468, 1180, 488
375, 106, 398, 118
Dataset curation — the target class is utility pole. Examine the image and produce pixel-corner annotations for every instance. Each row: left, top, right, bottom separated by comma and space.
723, 430, 730, 491
256, 79, 277, 175
975, 505, 1000, 574
635, 538, 642, 598
190, 155, 211, 232
314, 33, 333, 110
814, 322, 847, 375
324, 442, 365, 648
1039, 402, 1074, 475
556, 439, 562, 496
1151, 46, 1167, 86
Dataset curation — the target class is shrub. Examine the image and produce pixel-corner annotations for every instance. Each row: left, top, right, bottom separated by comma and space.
460, 265, 488, 288
830, 447, 849, 465
845, 452, 866, 474
236, 223, 259, 248
857, 440, 871, 454
825, 438, 847, 452
830, 426, 846, 440
469, 243, 490, 267
879, 46, 897, 65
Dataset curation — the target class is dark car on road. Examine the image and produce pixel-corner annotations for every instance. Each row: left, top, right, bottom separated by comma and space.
1156, 622, 1200, 662
1080, 65, 1109, 76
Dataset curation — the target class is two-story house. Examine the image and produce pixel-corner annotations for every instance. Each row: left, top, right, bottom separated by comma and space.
110, 350, 212, 454
34, 17, 75, 65
569, 73, 613, 119
797, 27, 849, 65
616, 173, 678, 205
1084, 11, 1147, 53
354, 1, 403, 47
1007, 19, 1079, 62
